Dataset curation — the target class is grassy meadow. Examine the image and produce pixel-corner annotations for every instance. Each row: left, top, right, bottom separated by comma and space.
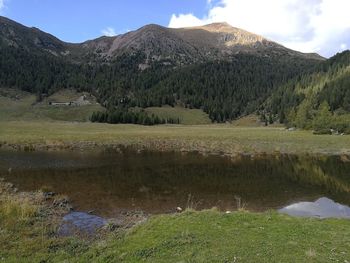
0, 89, 104, 122
85, 210, 350, 263
1, 121, 350, 155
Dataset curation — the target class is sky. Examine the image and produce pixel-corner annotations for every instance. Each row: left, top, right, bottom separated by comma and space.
0, 0, 349, 57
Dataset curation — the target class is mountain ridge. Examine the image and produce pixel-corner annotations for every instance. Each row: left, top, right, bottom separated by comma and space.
0, 16, 324, 65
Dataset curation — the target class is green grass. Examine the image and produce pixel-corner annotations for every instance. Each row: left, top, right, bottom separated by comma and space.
22, 104, 104, 122
1, 121, 350, 155
1, 203, 350, 262
145, 105, 211, 125
43, 89, 86, 102
82, 210, 350, 263
0, 89, 104, 122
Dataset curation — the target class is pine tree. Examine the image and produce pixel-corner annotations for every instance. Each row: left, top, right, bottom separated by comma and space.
312, 101, 332, 132
295, 100, 312, 129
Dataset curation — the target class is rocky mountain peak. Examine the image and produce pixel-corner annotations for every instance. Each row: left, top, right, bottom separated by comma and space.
0, 16, 324, 64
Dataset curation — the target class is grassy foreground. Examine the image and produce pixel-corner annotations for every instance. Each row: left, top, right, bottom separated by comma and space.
1, 183, 350, 263
1, 121, 350, 155
87, 211, 350, 263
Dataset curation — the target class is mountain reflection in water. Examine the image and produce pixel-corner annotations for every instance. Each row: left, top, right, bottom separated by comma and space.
0, 150, 349, 217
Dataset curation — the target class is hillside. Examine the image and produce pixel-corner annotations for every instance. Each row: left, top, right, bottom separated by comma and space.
0, 88, 103, 122
265, 50, 350, 133
0, 16, 327, 123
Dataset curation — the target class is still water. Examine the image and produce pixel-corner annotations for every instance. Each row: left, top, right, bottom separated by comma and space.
0, 150, 349, 217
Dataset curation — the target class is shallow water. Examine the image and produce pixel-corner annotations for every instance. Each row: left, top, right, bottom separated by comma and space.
279, 197, 350, 218
0, 150, 350, 217
58, 212, 107, 237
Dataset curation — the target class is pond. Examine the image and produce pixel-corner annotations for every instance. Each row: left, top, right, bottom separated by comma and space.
0, 150, 350, 218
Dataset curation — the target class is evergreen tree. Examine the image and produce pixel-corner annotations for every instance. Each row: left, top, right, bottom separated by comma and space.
295, 100, 312, 129
312, 101, 332, 132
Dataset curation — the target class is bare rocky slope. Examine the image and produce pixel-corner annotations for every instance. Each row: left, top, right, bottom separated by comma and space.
80, 22, 324, 65
0, 16, 323, 66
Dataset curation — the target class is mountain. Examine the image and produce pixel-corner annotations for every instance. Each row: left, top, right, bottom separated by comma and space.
0, 16, 71, 55
0, 16, 330, 123
80, 22, 323, 64
0, 16, 323, 64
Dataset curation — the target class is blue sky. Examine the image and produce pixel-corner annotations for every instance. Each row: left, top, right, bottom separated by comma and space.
1, 0, 349, 57
0, 0, 208, 42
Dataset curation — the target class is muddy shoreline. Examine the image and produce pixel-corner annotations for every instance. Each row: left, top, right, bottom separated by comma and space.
0, 178, 148, 239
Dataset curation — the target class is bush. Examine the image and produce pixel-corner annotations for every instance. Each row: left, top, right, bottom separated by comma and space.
332, 114, 350, 133
344, 127, 350, 135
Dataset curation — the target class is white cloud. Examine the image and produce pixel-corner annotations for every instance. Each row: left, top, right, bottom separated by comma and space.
169, 0, 350, 57
0, 0, 6, 13
169, 14, 204, 28
102, 27, 117, 37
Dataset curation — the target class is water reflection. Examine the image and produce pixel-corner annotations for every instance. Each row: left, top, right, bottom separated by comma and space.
58, 212, 107, 237
0, 150, 349, 217
279, 197, 350, 218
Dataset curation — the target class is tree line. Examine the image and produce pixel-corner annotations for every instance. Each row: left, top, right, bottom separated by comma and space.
90, 109, 180, 125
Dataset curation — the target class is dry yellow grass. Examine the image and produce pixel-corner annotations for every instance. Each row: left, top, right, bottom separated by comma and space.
1, 195, 39, 220
0, 181, 41, 222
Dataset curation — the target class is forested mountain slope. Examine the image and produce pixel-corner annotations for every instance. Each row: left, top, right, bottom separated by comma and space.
0, 16, 329, 124
265, 51, 350, 133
